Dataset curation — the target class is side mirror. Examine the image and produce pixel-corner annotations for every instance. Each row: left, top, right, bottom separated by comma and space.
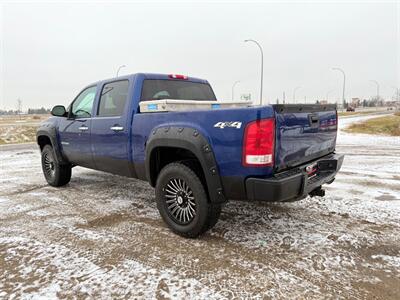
51, 105, 67, 117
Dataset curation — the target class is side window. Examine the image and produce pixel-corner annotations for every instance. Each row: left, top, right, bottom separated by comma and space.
71, 86, 97, 118
98, 80, 129, 117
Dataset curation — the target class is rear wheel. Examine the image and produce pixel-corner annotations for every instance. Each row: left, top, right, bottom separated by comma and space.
41, 145, 71, 187
155, 162, 221, 238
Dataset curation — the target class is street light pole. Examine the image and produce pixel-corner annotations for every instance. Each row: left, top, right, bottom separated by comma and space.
326, 89, 335, 102
244, 39, 264, 105
231, 81, 240, 101
116, 65, 126, 77
332, 67, 346, 108
293, 86, 301, 103
370, 80, 380, 100
392, 86, 400, 103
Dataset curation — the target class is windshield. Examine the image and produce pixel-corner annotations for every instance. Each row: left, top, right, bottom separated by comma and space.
141, 79, 216, 101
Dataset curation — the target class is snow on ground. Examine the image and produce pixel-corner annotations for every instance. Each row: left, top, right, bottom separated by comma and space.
0, 114, 399, 299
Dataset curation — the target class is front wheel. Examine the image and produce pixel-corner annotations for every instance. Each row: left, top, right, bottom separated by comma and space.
41, 145, 71, 187
155, 162, 221, 238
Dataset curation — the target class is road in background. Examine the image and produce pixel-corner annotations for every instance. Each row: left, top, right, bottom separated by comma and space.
0, 114, 399, 299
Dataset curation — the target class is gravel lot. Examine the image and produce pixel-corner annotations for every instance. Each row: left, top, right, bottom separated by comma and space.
0, 114, 399, 299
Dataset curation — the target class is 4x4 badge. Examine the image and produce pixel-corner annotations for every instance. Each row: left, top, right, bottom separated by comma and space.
214, 121, 242, 129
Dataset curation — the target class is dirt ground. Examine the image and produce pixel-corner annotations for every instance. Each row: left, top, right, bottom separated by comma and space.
0, 115, 48, 144
0, 115, 399, 299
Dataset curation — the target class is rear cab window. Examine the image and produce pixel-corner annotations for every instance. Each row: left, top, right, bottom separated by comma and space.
98, 80, 129, 117
140, 80, 216, 102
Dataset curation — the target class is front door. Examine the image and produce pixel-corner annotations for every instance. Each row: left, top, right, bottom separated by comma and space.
58, 85, 97, 168
90, 80, 132, 176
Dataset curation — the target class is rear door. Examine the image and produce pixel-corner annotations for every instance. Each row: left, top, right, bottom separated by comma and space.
273, 104, 337, 172
58, 85, 97, 168
90, 80, 132, 176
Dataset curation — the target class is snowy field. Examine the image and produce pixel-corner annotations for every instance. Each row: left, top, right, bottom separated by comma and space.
0, 114, 399, 299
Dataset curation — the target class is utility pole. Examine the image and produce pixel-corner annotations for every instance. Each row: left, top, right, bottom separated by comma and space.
244, 39, 264, 105
283, 91, 286, 104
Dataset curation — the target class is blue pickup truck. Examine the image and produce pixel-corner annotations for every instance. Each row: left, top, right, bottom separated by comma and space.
37, 73, 343, 237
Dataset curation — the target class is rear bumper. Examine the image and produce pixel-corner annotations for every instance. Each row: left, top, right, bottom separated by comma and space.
245, 153, 344, 202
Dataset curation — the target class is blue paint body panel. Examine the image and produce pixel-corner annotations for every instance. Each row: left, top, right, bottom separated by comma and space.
274, 110, 337, 171
49, 73, 338, 183
132, 105, 275, 177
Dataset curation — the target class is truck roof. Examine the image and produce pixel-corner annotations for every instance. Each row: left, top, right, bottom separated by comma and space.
89, 73, 210, 87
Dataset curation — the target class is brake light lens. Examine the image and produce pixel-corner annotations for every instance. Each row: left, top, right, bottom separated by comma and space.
168, 74, 188, 80
243, 118, 275, 167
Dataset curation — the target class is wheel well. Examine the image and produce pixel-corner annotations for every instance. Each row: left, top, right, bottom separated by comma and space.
37, 135, 52, 151
149, 147, 207, 189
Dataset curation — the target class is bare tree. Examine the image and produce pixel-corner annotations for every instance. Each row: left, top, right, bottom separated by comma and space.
17, 98, 22, 119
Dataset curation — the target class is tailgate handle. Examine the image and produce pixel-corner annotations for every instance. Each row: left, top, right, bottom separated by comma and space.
308, 114, 320, 128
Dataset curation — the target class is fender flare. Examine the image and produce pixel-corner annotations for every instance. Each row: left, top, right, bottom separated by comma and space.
36, 126, 69, 165
145, 126, 226, 204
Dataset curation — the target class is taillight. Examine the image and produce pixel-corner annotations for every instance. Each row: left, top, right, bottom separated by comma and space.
168, 74, 188, 80
242, 118, 275, 167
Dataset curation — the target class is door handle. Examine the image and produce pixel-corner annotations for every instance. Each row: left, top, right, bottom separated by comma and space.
110, 126, 124, 132
78, 126, 89, 131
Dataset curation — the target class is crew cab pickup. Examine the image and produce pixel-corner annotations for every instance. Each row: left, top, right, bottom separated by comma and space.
37, 73, 344, 237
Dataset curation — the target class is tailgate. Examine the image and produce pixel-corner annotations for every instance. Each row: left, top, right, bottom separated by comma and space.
273, 104, 337, 172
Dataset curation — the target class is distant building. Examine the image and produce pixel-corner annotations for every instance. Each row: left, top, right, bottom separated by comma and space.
351, 98, 361, 107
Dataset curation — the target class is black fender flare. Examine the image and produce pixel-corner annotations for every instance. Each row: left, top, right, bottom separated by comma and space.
145, 126, 226, 204
36, 125, 69, 165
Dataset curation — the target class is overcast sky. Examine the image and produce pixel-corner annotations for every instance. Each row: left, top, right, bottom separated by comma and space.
0, 1, 399, 110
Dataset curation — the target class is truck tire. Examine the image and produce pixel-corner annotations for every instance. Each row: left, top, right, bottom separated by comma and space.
155, 162, 221, 238
41, 145, 71, 187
